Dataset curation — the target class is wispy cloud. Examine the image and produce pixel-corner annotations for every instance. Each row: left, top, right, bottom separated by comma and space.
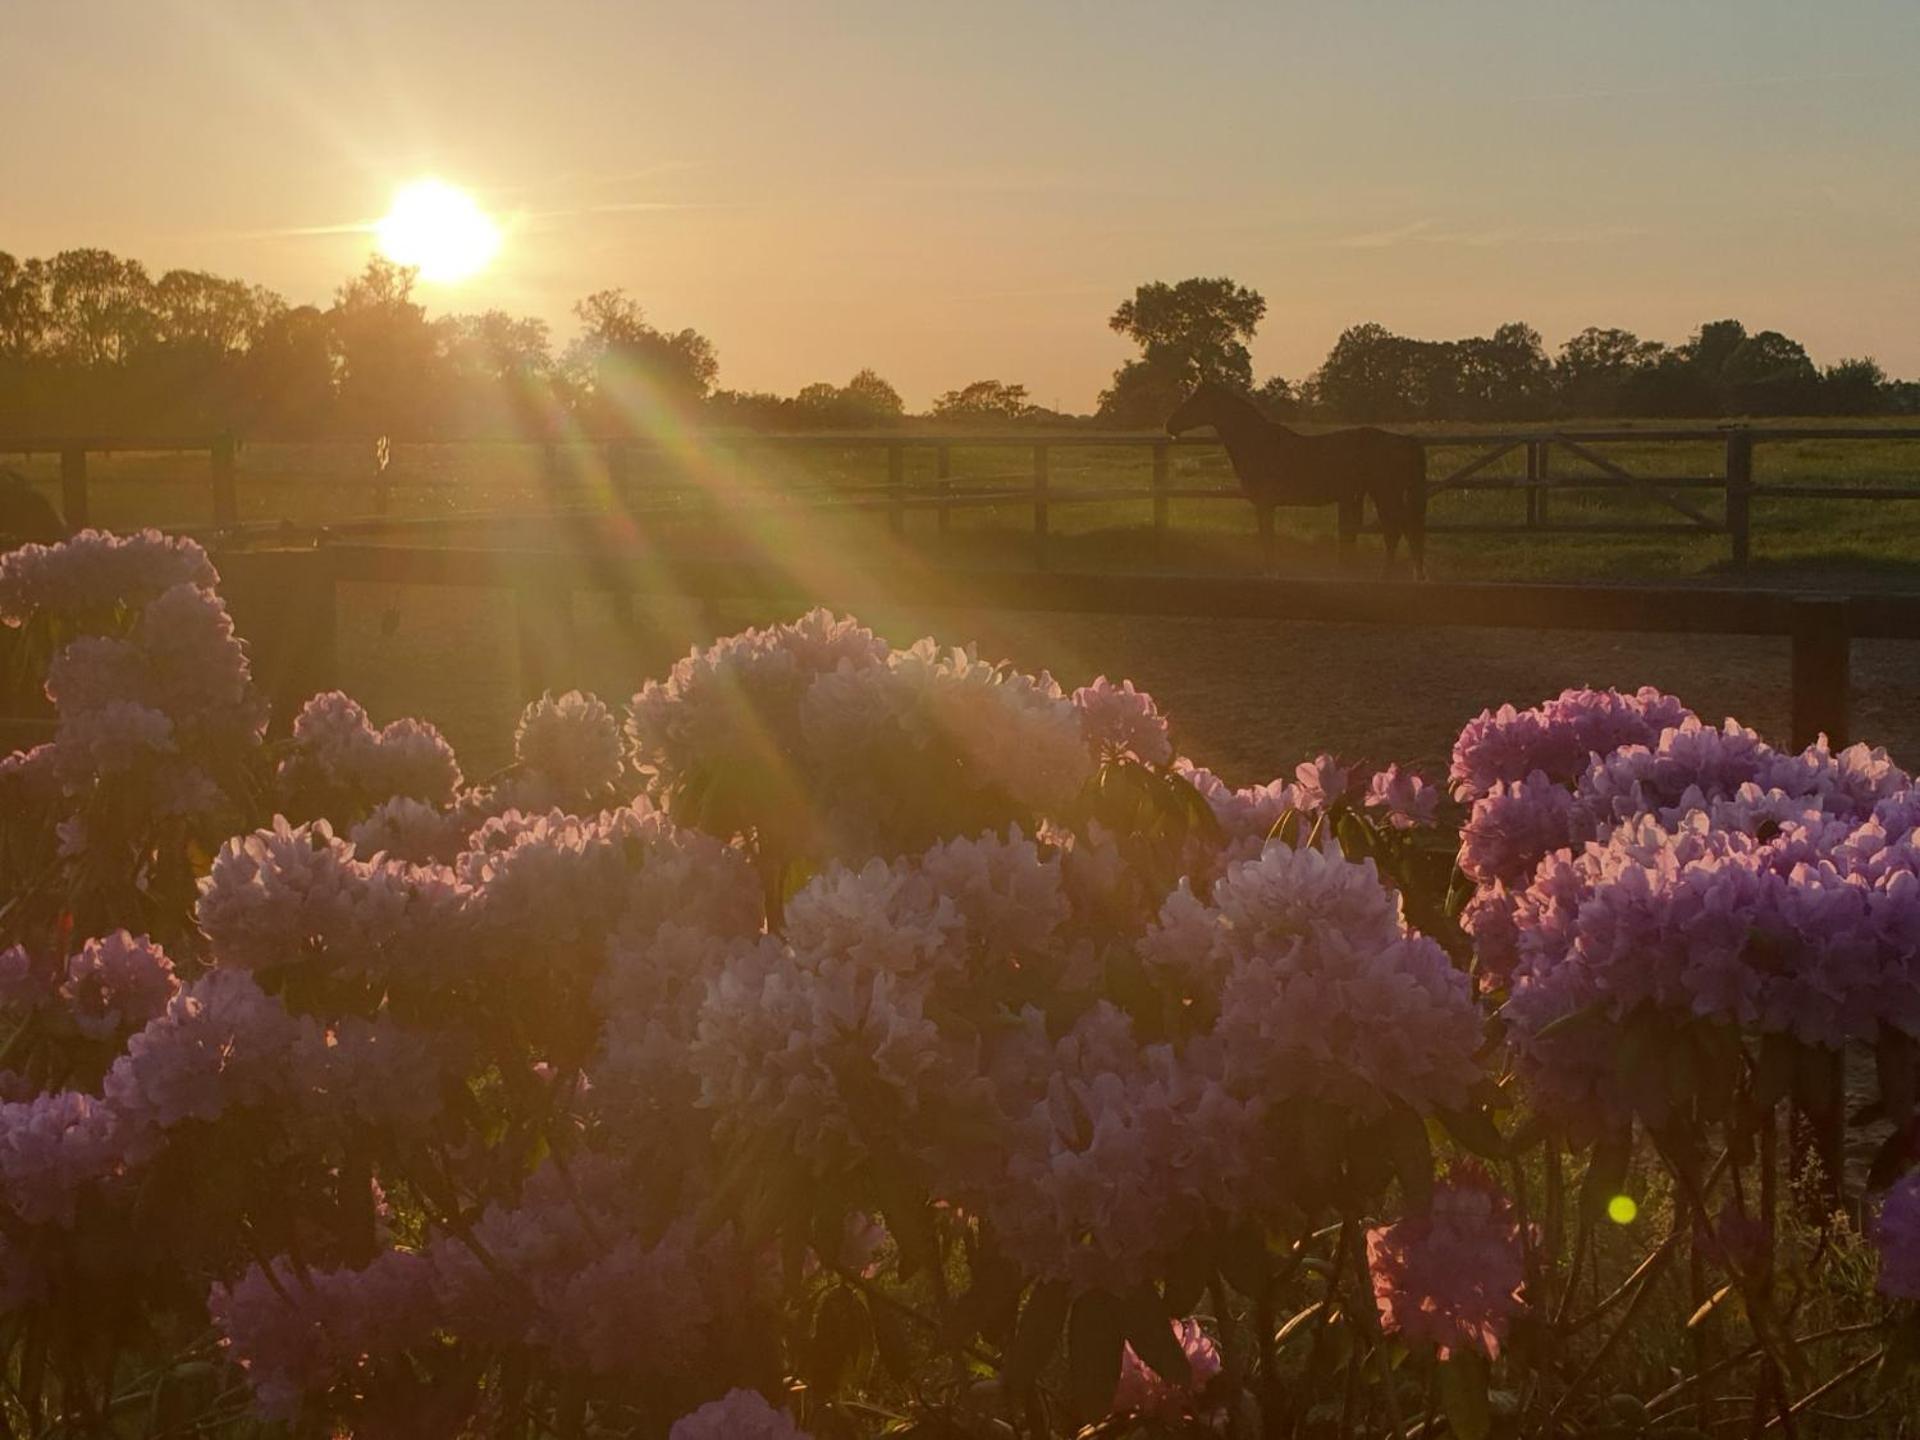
1333, 220, 1649, 250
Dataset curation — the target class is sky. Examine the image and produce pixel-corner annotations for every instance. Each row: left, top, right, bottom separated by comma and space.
4, 0, 1919, 411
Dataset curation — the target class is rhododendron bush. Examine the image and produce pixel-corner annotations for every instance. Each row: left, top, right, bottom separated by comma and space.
1, 530, 1918, 1437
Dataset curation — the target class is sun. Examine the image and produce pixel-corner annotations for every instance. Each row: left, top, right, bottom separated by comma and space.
375, 179, 501, 283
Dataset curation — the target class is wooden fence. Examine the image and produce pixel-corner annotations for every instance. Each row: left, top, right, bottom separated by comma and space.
208, 540, 1915, 755
10, 426, 1920, 570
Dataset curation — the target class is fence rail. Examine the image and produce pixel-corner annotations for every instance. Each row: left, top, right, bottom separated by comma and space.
205, 540, 1920, 756
10, 426, 1920, 569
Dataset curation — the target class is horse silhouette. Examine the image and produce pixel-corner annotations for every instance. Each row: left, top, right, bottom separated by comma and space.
1165, 383, 1427, 577
0, 470, 69, 546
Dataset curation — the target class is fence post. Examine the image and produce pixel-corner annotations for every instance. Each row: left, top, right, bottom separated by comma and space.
1152, 440, 1170, 557
1524, 441, 1540, 528
1033, 444, 1050, 570
1725, 430, 1753, 569
211, 434, 237, 529
1256, 503, 1277, 573
1789, 596, 1850, 750
59, 445, 88, 530
216, 546, 339, 731
935, 444, 952, 536
887, 444, 906, 537
1537, 440, 1551, 526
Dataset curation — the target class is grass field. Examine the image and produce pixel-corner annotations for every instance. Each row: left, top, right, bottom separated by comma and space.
6, 420, 1920, 586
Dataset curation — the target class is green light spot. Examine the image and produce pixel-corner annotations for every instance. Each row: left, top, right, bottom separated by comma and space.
1607, 1194, 1639, 1225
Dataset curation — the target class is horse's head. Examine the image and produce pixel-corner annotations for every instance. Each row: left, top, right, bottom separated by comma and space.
1165, 382, 1232, 437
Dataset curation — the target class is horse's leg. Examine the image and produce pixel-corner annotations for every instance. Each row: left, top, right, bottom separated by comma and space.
1337, 493, 1361, 569
1256, 502, 1277, 573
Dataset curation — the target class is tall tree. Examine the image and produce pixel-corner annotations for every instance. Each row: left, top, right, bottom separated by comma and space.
329, 256, 437, 437
932, 379, 1036, 423
1099, 277, 1266, 427
1108, 277, 1266, 387
1554, 327, 1665, 416
565, 289, 718, 433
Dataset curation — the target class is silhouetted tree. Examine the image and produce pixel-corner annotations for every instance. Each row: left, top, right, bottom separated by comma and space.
1823, 357, 1888, 416
1554, 327, 1665, 416
329, 257, 437, 437
563, 289, 718, 434
1099, 277, 1266, 427
1721, 330, 1820, 415
932, 379, 1035, 422
245, 305, 334, 438
1252, 374, 1298, 419
435, 311, 554, 436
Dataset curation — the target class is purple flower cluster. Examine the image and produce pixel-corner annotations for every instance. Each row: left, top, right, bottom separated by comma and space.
1111, 1318, 1223, 1418
281, 691, 463, 812
210, 1157, 769, 1421
0, 528, 217, 627
670, 1390, 810, 1440
1367, 1171, 1526, 1360
1451, 686, 1695, 797
1874, 1168, 1920, 1300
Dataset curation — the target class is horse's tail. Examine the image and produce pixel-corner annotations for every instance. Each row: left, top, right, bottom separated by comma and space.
1405, 441, 1427, 579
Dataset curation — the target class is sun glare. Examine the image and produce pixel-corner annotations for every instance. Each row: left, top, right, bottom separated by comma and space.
375, 179, 501, 283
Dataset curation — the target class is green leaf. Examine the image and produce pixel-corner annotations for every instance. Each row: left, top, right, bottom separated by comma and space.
1002, 1279, 1069, 1391
1216, 1220, 1271, 1298
1437, 1106, 1506, 1161
1067, 1291, 1126, 1421
1384, 1104, 1434, 1211
808, 1286, 871, 1393
1440, 1349, 1493, 1440
866, 1294, 914, 1383
1879, 1310, 1920, 1388
1580, 1128, 1633, 1221
1117, 1284, 1187, 1385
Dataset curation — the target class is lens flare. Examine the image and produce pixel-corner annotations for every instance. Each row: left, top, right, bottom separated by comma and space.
375, 179, 501, 283
1607, 1194, 1639, 1225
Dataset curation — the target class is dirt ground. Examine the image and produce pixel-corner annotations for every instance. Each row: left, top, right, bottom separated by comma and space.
332, 582, 1920, 787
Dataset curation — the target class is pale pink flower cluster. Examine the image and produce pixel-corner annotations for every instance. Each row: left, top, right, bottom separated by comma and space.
59, 931, 178, 1041
346, 794, 473, 864
212, 1157, 769, 1418
1112, 1318, 1224, 1418
670, 1389, 810, 1440
1367, 1171, 1526, 1360
1366, 764, 1443, 830
0, 528, 217, 627
629, 612, 1102, 854
485, 688, 627, 811
627, 608, 891, 789
1874, 1168, 1920, 1300
0, 1089, 126, 1226
1451, 686, 1695, 797
688, 830, 1072, 1176
197, 818, 474, 981
1072, 675, 1174, 766
280, 691, 463, 811
1150, 844, 1482, 1117
207, 1250, 437, 1420
106, 971, 445, 1152
975, 1005, 1264, 1292
1175, 760, 1300, 863
32, 580, 264, 804
1503, 810, 1920, 1118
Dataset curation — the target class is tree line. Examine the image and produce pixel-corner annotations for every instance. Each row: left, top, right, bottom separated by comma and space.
1, 249, 1912, 441
1095, 276, 1917, 426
